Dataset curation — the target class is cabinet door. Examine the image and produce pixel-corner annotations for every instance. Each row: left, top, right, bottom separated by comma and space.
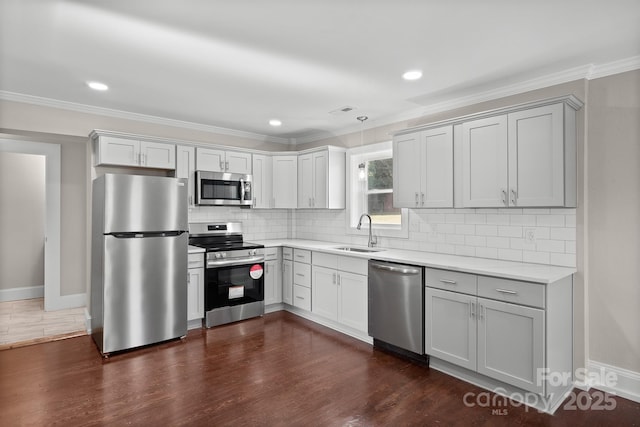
508, 104, 564, 207
97, 136, 140, 166
140, 141, 175, 169
477, 297, 545, 394
226, 151, 252, 174
176, 145, 195, 206
311, 266, 338, 321
282, 260, 293, 305
312, 151, 328, 208
273, 155, 298, 208
425, 288, 477, 371
252, 154, 273, 208
422, 126, 454, 207
297, 153, 314, 208
392, 133, 422, 208
461, 115, 508, 207
196, 147, 225, 171
264, 260, 282, 305
337, 271, 367, 332
187, 268, 204, 321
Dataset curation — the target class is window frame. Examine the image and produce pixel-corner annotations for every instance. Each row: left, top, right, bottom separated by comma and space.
345, 141, 408, 239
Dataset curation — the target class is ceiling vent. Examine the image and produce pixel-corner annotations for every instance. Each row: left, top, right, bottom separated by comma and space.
329, 106, 356, 115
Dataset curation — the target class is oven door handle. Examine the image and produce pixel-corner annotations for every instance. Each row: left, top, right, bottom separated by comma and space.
206, 256, 265, 268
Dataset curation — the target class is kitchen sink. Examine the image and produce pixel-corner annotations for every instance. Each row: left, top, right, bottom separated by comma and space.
333, 246, 384, 253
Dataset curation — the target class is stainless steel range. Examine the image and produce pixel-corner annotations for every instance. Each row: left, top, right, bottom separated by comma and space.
188, 222, 265, 328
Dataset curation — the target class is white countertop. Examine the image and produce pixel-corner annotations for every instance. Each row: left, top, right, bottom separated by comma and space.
252, 239, 576, 284
188, 245, 206, 254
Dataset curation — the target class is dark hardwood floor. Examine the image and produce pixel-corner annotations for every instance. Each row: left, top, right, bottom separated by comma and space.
1, 311, 638, 426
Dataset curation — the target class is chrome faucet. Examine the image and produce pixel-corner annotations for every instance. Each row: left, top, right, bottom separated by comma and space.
357, 213, 377, 247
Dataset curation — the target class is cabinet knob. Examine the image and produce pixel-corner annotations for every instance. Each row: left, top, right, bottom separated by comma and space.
415, 192, 419, 206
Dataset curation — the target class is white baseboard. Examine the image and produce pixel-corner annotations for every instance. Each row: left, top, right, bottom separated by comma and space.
45, 292, 86, 311
587, 360, 640, 403
0, 285, 44, 302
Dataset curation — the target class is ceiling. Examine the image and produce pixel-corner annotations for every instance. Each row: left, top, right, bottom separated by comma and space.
1, 1, 639, 144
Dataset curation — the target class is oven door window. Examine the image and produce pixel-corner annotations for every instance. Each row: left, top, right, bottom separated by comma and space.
201, 179, 241, 201
205, 263, 264, 309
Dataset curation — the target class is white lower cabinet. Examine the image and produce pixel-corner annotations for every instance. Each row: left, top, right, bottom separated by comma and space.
282, 248, 293, 305
264, 248, 282, 306
477, 297, 544, 394
187, 253, 205, 323
292, 249, 312, 310
425, 267, 571, 402
311, 252, 368, 333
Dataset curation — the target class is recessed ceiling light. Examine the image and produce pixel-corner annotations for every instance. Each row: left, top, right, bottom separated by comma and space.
87, 81, 109, 91
269, 119, 282, 127
402, 70, 423, 81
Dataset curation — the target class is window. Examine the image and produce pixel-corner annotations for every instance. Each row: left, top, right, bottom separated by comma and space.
346, 141, 408, 238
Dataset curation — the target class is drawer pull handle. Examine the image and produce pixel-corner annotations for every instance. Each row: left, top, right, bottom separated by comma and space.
295, 296, 304, 300
296, 255, 305, 259
296, 273, 305, 277
496, 288, 518, 295
440, 279, 457, 285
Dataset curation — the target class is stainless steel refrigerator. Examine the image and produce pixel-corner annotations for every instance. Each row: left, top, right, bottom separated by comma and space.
91, 174, 188, 355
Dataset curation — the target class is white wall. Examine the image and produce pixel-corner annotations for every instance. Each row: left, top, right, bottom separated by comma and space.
587, 70, 640, 374
0, 152, 45, 290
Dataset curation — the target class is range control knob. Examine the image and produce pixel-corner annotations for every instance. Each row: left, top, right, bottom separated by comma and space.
249, 249, 257, 256
214, 253, 222, 259
221, 252, 227, 259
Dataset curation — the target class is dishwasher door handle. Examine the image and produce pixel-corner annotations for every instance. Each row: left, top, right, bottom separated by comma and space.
370, 263, 421, 275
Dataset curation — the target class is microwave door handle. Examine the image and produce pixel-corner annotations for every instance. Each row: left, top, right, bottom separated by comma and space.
240, 178, 245, 201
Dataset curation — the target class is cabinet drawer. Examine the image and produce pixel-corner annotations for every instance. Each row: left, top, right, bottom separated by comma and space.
313, 252, 337, 269
293, 285, 311, 311
426, 268, 477, 295
293, 249, 311, 264
188, 253, 204, 269
337, 256, 368, 276
477, 276, 545, 309
265, 247, 279, 261
294, 262, 311, 287
283, 247, 293, 260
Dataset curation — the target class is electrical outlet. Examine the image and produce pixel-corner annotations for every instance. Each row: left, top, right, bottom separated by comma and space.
525, 228, 536, 243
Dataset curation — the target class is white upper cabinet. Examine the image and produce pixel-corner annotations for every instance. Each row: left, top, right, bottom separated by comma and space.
252, 154, 273, 209
176, 145, 196, 206
297, 148, 345, 209
393, 125, 454, 208
196, 147, 252, 174
94, 135, 176, 169
461, 115, 509, 207
272, 155, 298, 208
460, 102, 577, 208
508, 104, 565, 207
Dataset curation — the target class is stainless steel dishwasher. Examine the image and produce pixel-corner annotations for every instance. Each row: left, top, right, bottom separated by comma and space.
368, 260, 425, 357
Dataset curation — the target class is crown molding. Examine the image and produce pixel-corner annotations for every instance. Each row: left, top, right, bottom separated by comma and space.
2, 56, 638, 146
296, 55, 640, 144
587, 55, 640, 80
0, 91, 292, 145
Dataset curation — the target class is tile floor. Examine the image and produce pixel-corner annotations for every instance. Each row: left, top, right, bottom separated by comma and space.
0, 298, 87, 348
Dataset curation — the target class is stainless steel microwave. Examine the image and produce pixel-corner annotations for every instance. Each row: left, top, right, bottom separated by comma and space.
195, 171, 253, 206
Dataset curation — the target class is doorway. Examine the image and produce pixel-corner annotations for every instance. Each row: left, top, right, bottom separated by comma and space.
0, 138, 61, 311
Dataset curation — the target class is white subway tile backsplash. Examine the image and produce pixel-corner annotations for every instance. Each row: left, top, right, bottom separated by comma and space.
550, 227, 576, 241
476, 224, 498, 236
536, 214, 565, 227
486, 236, 511, 249
291, 207, 576, 268
498, 226, 523, 238
498, 248, 523, 262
